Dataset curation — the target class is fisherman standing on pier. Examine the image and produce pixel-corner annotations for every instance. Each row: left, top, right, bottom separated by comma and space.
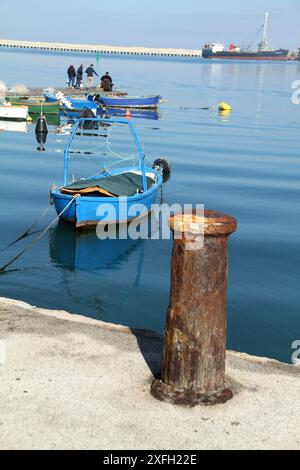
85, 64, 98, 88
75, 64, 84, 88
67, 65, 76, 88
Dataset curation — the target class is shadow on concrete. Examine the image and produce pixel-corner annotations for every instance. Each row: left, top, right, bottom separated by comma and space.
131, 328, 163, 379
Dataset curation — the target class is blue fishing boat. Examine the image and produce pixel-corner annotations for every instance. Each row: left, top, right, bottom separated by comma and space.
50, 117, 163, 229
88, 94, 161, 109
44, 90, 98, 112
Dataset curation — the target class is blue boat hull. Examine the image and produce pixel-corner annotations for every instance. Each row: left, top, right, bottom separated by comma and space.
44, 94, 57, 103
45, 93, 98, 112
66, 98, 98, 112
51, 168, 162, 228
92, 95, 160, 109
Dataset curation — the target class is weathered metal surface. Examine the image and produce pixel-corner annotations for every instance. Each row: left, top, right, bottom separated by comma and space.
151, 210, 237, 406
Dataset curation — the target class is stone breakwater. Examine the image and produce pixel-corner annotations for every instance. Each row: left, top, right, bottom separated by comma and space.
0, 39, 202, 58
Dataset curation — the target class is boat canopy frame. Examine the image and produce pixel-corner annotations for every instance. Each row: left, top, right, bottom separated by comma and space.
63, 117, 148, 193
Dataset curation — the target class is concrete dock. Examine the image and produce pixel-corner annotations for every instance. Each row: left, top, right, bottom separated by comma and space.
0, 297, 299, 450
6, 86, 128, 99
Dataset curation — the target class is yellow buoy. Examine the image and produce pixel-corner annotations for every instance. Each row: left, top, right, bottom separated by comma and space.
219, 102, 232, 112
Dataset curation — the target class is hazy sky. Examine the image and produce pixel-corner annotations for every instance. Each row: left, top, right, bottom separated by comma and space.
1, 0, 299, 49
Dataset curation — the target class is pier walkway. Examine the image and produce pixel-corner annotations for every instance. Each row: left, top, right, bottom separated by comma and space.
0, 297, 299, 450
0, 39, 202, 58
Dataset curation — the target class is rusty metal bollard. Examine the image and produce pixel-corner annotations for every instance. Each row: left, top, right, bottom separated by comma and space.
151, 210, 237, 406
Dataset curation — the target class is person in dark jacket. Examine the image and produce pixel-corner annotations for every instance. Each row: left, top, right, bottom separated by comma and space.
67, 65, 76, 88
75, 64, 84, 88
101, 72, 113, 92
85, 64, 99, 88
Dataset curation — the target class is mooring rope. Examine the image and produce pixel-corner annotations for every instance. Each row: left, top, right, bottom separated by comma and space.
0, 206, 51, 254
163, 98, 226, 112
180, 106, 212, 110
0, 195, 79, 274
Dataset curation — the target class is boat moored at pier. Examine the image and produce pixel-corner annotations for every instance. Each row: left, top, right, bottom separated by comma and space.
6, 97, 60, 114
89, 94, 161, 109
50, 117, 163, 228
44, 89, 98, 113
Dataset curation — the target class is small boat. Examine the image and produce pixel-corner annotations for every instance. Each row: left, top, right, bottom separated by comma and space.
0, 103, 29, 121
44, 89, 98, 113
89, 94, 161, 109
50, 117, 163, 228
6, 97, 60, 115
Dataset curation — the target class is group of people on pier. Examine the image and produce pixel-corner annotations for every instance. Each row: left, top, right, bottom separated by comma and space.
67, 64, 113, 90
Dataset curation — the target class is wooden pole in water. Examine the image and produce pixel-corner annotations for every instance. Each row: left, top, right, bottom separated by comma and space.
151, 210, 237, 406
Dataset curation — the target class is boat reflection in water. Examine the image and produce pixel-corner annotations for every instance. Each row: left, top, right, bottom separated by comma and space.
63, 108, 160, 123
32, 114, 61, 151
31, 113, 61, 127
49, 221, 149, 323
98, 108, 160, 121
0, 119, 28, 133
49, 220, 144, 275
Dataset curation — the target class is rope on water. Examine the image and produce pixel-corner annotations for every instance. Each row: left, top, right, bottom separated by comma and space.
0, 195, 79, 274
0, 206, 51, 254
163, 99, 224, 112
180, 105, 215, 111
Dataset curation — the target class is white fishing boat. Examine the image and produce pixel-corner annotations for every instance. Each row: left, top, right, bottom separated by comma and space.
0, 103, 29, 121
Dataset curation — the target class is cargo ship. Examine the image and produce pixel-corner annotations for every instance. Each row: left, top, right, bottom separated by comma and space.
202, 13, 290, 61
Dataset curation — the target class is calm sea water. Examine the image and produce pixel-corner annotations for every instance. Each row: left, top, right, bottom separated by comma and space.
0, 50, 299, 363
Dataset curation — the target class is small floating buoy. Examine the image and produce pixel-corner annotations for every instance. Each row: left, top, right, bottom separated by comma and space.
35, 114, 48, 151
219, 102, 232, 112
35, 114, 48, 134
125, 109, 131, 119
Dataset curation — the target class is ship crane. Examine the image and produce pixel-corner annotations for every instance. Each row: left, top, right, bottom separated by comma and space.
258, 12, 269, 51
246, 24, 264, 51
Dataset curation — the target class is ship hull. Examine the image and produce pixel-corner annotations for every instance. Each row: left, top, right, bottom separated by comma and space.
202, 50, 290, 61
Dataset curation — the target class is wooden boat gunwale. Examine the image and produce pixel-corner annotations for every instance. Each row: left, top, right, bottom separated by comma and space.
7, 98, 60, 115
